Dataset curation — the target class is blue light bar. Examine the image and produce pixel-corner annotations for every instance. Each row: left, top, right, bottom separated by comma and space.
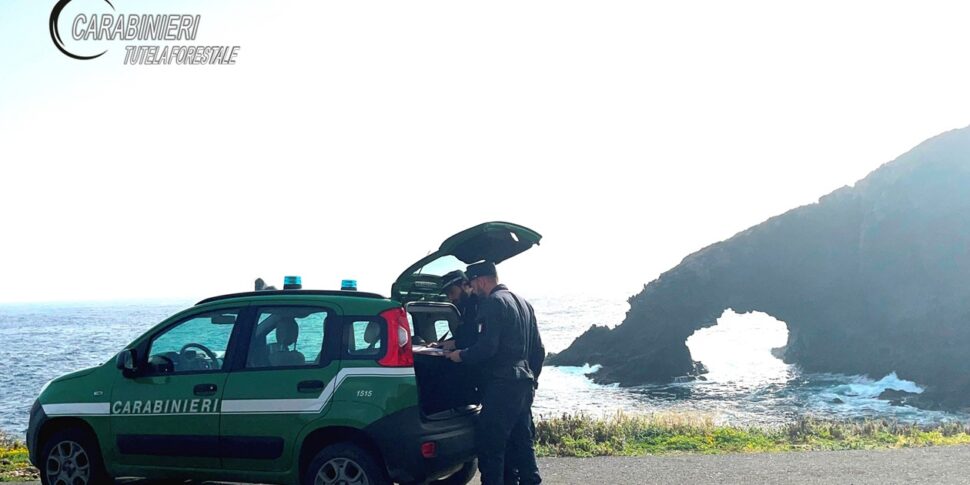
283, 275, 302, 290
341, 279, 357, 291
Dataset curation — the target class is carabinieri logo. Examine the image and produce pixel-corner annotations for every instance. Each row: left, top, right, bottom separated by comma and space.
48, 0, 241, 65
49, 0, 112, 60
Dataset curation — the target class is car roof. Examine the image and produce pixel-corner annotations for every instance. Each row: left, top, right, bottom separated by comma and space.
196, 289, 389, 306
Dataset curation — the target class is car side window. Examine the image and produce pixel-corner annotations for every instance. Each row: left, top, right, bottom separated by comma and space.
147, 310, 241, 374
345, 319, 383, 357
246, 307, 328, 368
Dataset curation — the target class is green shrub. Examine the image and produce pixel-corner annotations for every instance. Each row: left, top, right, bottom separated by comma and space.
534, 412, 970, 457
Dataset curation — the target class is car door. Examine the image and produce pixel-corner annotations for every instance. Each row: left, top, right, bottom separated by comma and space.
109, 305, 249, 470
219, 304, 341, 473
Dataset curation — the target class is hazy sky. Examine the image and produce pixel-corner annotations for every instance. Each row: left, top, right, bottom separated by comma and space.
2, 0, 969, 304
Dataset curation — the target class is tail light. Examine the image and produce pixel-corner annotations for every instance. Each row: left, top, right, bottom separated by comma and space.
378, 307, 413, 367
421, 441, 437, 458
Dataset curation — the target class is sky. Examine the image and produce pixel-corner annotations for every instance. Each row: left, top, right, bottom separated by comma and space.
1, 0, 970, 304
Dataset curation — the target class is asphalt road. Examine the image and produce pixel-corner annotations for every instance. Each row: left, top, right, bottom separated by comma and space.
14, 446, 970, 484
533, 446, 970, 484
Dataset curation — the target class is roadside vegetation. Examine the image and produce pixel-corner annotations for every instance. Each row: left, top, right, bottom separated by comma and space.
0, 431, 36, 482
5, 414, 970, 480
535, 412, 970, 457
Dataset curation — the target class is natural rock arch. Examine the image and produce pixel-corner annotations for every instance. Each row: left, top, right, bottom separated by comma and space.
549, 126, 970, 406
685, 309, 791, 375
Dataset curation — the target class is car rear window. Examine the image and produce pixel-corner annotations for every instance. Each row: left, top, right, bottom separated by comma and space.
345, 319, 383, 358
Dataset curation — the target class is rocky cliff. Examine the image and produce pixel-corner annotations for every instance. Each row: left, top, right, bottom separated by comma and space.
549, 126, 970, 407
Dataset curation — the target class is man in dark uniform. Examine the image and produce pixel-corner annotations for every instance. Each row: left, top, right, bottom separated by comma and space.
445, 262, 543, 485
431, 270, 482, 409
436, 270, 480, 350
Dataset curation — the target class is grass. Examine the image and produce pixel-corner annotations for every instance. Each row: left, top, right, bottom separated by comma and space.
0, 432, 37, 482
534, 412, 970, 457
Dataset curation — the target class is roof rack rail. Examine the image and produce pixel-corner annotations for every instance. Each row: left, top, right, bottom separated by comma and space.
196, 289, 387, 305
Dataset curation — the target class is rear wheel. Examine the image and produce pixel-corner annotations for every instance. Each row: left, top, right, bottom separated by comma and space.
303, 442, 389, 485
39, 427, 110, 485
431, 458, 477, 485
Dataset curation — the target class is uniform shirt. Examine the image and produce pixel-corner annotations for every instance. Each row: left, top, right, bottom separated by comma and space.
460, 284, 545, 384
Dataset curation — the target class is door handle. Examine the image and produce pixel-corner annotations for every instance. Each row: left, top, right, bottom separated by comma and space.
194, 383, 218, 396
298, 380, 325, 393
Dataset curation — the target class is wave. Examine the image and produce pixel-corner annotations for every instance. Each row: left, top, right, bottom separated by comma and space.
823, 372, 923, 399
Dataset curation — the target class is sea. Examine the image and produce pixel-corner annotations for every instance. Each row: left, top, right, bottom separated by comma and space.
1, 296, 967, 437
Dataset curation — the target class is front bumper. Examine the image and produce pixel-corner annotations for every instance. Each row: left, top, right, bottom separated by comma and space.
366, 406, 478, 483
26, 400, 47, 467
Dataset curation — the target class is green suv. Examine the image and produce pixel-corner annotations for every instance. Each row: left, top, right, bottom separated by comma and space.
26, 222, 541, 485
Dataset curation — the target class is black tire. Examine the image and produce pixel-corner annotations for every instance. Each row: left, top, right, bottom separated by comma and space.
431, 458, 477, 485
39, 427, 111, 485
303, 442, 390, 485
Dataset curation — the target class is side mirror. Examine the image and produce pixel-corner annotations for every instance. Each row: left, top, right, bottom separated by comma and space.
115, 349, 137, 375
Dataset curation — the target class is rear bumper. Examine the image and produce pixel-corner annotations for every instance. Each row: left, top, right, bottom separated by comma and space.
366, 406, 478, 483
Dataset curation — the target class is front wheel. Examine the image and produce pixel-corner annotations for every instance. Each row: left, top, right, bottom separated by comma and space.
303, 442, 390, 485
39, 427, 110, 485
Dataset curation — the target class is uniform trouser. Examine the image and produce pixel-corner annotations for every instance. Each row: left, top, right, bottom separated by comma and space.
476, 379, 541, 485
503, 408, 538, 485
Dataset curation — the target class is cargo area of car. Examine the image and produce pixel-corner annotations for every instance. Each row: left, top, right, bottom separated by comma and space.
407, 303, 481, 418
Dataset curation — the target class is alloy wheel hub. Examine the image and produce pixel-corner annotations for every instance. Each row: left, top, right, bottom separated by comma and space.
46, 440, 91, 485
